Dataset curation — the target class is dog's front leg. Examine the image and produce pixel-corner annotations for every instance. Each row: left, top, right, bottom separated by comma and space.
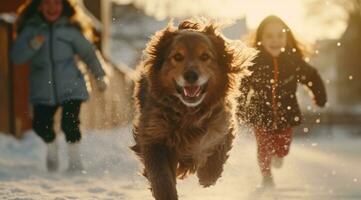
197, 132, 235, 187
143, 144, 178, 200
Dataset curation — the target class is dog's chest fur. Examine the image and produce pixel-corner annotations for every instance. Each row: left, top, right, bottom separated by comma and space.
169, 105, 232, 166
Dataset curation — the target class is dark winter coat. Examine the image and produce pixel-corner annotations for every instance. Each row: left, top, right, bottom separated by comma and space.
238, 48, 327, 131
11, 15, 105, 105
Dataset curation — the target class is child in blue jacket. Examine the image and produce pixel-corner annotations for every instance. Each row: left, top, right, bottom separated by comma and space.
11, 0, 108, 172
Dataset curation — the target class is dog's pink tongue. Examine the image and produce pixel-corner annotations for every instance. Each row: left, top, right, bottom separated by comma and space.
183, 86, 201, 97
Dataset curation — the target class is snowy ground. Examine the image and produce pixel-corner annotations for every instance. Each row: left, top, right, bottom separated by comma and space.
0, 125, 361, 200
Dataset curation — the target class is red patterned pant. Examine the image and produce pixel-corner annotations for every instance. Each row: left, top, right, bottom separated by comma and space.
254, 127, 292, 177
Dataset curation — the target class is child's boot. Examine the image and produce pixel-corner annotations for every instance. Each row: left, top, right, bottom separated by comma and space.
67, 143, 84, 172
272, 156, 284, 169
261, 174, 275, 188
46, 141, 59, 172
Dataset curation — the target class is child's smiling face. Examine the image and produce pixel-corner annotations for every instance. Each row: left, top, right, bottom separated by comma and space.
261, 22, 287, 57
39, 0, 63, 22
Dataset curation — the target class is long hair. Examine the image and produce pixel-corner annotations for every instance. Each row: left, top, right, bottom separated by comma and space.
15, 0, 97, 42
252, 15, 309, 58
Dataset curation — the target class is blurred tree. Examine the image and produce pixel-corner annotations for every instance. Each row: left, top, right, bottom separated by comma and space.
308, 0, 361, 106
336, 0, 361, 105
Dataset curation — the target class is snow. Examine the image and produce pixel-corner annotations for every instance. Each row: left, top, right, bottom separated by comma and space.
1, 125, 361, 199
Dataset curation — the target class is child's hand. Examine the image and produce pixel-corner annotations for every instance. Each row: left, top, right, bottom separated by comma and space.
30, 35, 45, 50
95, 76, 109, 92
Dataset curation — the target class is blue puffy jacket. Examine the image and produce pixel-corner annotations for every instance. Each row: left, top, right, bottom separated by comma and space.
11, 15, 105, 105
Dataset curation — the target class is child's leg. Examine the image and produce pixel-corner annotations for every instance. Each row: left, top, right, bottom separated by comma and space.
61, 100, 82, 143
32, 104, 58, 143
32, 104, 59, 171
61, 100, 83, 171
254, 128, 273, 178
274, 128, 293, 158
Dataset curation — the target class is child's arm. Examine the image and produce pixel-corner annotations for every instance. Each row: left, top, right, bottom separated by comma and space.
11, 27, 44, 65
71, 29, 106, 80
295, 59, 327, 107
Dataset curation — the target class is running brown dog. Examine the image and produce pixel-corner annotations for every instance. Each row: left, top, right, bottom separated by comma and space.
131, 19, 256, 200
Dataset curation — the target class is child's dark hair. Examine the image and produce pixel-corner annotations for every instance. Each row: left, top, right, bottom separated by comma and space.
15, 0, 97, 42
253, 15, 307, 58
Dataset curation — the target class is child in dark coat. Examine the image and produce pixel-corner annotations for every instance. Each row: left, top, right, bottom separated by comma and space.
11, 0, 108, 172
238, 15, 327, 187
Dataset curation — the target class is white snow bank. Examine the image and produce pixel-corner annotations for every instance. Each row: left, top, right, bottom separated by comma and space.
0, 126, 361, 199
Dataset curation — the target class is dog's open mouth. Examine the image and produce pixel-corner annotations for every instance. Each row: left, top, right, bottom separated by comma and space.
173, 80, 208, 106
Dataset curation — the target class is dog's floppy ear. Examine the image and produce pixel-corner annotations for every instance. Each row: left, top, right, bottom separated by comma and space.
202, 23, 232, 70
201, 22, 257, 94
227, 40, 258, 75
224, 40, 258, 93
203, 23, 257, 75
144, 24, 177, 71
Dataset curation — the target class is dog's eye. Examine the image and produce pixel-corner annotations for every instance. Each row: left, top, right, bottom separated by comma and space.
173, 53, 184, 62
200, 53, 210, 61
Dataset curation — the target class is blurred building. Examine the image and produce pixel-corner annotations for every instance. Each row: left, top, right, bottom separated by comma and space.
0, 0, 30, 138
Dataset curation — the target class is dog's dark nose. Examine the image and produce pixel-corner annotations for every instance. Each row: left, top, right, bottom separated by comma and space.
183, 70, 199, 84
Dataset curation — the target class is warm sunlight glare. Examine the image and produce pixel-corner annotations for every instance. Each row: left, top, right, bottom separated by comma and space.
112, 0, 347, 42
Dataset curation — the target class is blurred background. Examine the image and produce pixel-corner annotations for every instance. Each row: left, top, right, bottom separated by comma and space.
0, 0, 360, 199
1, 0, 360, 138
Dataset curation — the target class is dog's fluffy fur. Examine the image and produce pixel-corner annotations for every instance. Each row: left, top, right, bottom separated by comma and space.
131, 19, 256, 200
